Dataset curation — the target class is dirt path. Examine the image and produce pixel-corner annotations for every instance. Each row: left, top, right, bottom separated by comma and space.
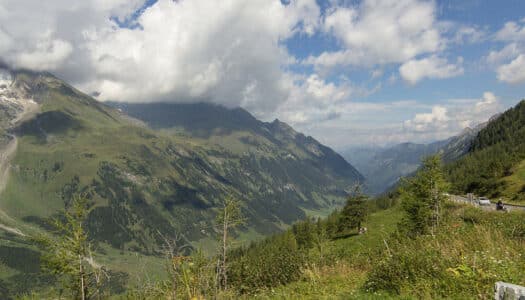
0, 135, 17, 193
0, 99, 40, 237
0, 222, 25, 236
0, 136, 26, 236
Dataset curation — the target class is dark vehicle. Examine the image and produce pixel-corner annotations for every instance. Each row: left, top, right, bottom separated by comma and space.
496, 200, 505, 210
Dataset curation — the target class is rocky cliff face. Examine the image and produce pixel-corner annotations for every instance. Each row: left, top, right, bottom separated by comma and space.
439, 122, 487, 163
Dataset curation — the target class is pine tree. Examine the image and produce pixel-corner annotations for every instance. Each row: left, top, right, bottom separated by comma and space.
399, 155, 449, 238
324, 209, 339, 238
292, 217, 315, 249
37, 195, 107, 299
338, 185, 368, 234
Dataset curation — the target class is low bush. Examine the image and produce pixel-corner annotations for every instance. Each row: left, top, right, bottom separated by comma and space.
365, 207, 525, 298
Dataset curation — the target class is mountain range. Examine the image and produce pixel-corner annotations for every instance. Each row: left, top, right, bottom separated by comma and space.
0, 68, 362, 253
3, 66, 522, 298
0, 68, 367, 294
343, 122, 488, 195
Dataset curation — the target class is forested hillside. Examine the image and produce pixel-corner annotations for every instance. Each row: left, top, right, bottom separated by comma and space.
446, 100, 525, 201
95, 156, 524, 299
0, 69, 362, 296
217, 157, 525, 299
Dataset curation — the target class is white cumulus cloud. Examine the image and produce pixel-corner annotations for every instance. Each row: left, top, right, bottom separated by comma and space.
0, 0, 512, 149
306, 0, 443, 68
0, 0, 321, 117
399, 55, 464, 84
495, 20, 525, 42
496, 54, 525, 84
490, 19, 525, 84
403, 91, 501, 139
15, 39, 73, 71
403, 106, 449, 132
277, 73, 355, 124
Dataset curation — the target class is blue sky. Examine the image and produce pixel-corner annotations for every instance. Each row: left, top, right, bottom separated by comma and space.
344, 0, 525, 104
1, 0, 525, 149
278, 0, 525, 148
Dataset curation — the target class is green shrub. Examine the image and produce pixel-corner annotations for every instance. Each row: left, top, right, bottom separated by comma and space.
228, 231, 306, 293
365, 209, 525, 298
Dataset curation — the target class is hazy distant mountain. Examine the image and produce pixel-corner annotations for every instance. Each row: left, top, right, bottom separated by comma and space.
343, 123, 488, 195
340, 146, 383, 176
440, 122, 489, 163
345, 141, 446, 194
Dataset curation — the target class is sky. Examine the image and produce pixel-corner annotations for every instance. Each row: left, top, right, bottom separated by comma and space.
1, 0, 525, 150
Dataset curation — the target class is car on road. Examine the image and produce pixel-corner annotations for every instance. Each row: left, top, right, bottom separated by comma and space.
477, 197, 491, 206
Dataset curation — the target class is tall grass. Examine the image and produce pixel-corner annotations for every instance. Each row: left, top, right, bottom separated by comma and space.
366, 204, 525, 298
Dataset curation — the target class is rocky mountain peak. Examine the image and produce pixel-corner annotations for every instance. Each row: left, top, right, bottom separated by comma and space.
0, 68, 13, 90
269, 119, 298, 138
0, 69, 40, 129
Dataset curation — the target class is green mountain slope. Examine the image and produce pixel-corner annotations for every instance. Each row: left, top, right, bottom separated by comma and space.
0, 69, 362, 253
0, 68, 363, 296
447, 99, 525, 202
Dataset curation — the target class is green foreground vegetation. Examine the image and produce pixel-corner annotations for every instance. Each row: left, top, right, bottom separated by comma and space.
10, 156, 524, 299
228, 157, 525, 299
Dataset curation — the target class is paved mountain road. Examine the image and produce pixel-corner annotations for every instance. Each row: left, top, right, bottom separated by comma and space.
450, 195, 525, 212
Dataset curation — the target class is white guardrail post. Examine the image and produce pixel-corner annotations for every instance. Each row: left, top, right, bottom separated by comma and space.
495, 282, 525, 299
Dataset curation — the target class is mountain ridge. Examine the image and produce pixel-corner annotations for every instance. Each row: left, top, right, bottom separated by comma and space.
343, 121, 489, 195
109, 102, 362, 182
0, 68, 363, 252
447, 99, 525, 201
